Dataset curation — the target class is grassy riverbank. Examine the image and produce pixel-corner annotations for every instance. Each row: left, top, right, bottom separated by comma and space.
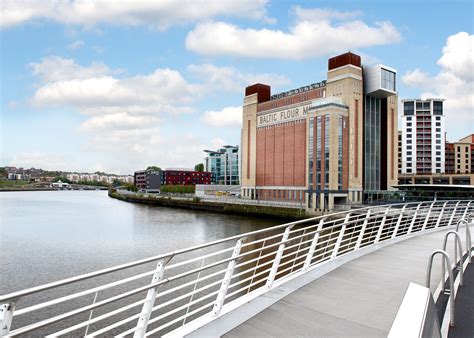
109, 190, 309, 220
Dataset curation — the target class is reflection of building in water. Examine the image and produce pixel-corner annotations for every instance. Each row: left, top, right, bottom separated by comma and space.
241, 52, 398, 211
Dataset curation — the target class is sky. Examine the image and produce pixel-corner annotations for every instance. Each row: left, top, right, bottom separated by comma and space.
1, 0, 473, 175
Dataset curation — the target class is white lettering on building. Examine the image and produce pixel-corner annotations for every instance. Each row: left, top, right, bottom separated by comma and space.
257, 104, 312, 127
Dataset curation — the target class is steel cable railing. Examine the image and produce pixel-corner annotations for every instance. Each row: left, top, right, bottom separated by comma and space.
0, 200, 472, 337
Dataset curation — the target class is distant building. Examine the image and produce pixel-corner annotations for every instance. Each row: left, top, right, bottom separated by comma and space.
7, 173, 30, 181
134, 169, 161, 192
400, 98, 446, 174
398, 133, 474, 186
162, 169, 212, 186
204, 145, 239, 185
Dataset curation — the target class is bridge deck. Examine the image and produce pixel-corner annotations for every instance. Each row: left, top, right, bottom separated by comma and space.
224, 226, 473, 337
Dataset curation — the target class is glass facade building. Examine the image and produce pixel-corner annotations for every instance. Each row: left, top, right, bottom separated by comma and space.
204, 145, 240, 185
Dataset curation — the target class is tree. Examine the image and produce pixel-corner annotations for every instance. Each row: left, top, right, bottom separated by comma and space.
146, 166, 161, 171
194, 163, 204, 172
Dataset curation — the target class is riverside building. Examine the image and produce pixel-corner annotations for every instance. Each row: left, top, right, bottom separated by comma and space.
241, 52, 398, 211
204, 145, 240, 185
400, 98, 446, 174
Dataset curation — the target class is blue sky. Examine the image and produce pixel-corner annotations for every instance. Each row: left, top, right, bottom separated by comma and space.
1, 0, 473, 174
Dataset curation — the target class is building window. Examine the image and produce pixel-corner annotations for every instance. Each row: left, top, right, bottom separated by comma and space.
404, 102, 414, 116
436, 128, 441, 132
433, 101, 443, 115
338, 116, 343, 190
407, 145, 412, 150
436, 134, 441, 138
324, 115, 330, 189
407, 134, 412, 138
436, 116, 441, 121
407, 151, 412, 155
407, 140, 412, 144
316, 116, 322, 189
436, 145, 441, 150
407, 157, 412, 161
381, 68, 396, 91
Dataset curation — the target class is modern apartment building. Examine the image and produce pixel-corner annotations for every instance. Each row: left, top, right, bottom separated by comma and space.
204, 145, 239, 185
400, 98, 446, 174
241, 52, 398, 211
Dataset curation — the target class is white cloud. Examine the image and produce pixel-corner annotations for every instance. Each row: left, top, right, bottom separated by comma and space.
31, 56, 111, 82
1, 0, 271, 30
186, 9, 400, 59
201, 106, 242, 127
402, 32, 474, 139
188, 64, 290, 92
31, 57, 197, 115
68, 40, 85, 50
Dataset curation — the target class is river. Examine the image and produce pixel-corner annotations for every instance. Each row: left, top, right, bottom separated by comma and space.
0, 190, 280, 295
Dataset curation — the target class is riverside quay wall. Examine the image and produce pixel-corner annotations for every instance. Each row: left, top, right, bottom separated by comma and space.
108, 190, 308, 220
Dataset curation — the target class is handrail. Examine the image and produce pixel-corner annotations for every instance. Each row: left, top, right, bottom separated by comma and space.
442, 231, 464, 287
0, 199, 472, 337
425, 250, 455, 326
456, 219, 472, 263
0, 200, 431, 304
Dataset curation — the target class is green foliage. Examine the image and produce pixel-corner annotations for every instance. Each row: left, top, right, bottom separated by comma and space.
160, 185, 195, 194
0, 179, 31, 187
146, 166, 161, 171
0, 167, 7, 178
125, 183, 138, 192
194, 163, 204, 172
193, 196, 201, 203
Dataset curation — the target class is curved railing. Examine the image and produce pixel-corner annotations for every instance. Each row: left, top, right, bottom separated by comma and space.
0, 200, 472, 337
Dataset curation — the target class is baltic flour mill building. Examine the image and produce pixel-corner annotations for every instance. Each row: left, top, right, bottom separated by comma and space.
241, 52, 398, 211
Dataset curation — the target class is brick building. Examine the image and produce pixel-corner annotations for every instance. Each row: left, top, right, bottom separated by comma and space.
241, 52, 398, 211
162, 169, 212, 186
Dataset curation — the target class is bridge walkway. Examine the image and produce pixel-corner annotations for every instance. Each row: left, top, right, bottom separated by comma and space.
224, 225, 473, 337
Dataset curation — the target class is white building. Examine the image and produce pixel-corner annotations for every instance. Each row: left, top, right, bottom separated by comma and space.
401, 98, 446, 174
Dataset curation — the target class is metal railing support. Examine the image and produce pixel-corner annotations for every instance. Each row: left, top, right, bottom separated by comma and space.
408, 203, 422, 234
133, 260, 165, 338
456, 219, 472, 263
422, 202, 435, 231
392, 205, 406, 238
302, 219, 325, 271
0, 302, 15, 336
355, 210, 371, 249
375, 208, 390, 243
331, 214, 351, 258
462, 201, 472, 220
442, 231, 464, 287
266, 226, 293, 288
84, 291, 99, 336
448, 201, 461, 227
212, 239, 243, 316
435, 201, 449, 228
426, 250, 455, 326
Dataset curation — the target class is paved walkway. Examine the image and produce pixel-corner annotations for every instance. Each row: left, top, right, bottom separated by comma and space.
224, 225, 473, 337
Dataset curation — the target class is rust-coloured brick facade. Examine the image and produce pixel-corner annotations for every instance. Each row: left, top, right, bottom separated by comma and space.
256, 121, 306, 187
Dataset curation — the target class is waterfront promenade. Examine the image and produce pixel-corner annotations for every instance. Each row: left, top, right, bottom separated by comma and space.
223, 226, 472, 337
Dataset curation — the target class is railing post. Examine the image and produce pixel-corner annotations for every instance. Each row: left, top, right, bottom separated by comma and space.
408, 203, 422, 234
266, 226, 293, 288
422, 202, 436, 231
462, 201, 472, 220
355, 210, 371, 249
448, 201, 461, 227
0, 302, 15, 337
331, 213, 351, 259
391, 205, 406, 238
212, 238, 243, 316
133, 261, 165, 338
435, 201, 449, 228
426, 250, 455, 326
442, 231, 464, 287
302, 218, 325, 271
375, 208, 390, 243
456, 219, 472, 264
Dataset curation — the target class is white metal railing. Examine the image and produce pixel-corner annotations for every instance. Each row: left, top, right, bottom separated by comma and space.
0, 200, 473, 337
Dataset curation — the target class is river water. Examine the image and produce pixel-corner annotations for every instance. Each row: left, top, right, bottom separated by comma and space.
0, 190, 280, 295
